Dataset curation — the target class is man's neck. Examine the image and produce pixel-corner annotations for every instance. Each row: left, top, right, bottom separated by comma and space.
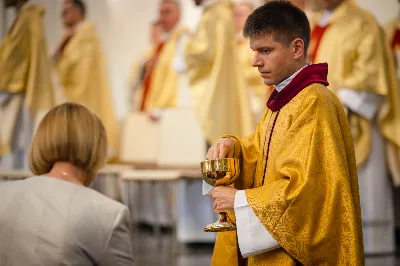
70, 19, 84, 32
274, 61, 309, 92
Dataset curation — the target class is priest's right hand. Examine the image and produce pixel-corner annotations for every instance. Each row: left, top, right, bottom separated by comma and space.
206, 138, 234, 159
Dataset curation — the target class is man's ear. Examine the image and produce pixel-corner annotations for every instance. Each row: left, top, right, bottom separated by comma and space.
292, 38, 305, 60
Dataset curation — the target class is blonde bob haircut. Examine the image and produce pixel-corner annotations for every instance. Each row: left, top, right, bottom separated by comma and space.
29, 103, 108, 176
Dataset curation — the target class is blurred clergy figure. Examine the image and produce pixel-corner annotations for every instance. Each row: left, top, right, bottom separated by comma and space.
0, 0, 54, 170
53, 0, 119, 160
309, 0, 400, 255
177, 0, 255, 144
130, 0, 187, 115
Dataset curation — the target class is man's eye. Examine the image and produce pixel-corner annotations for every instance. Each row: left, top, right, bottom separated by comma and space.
262, 50, 270, 54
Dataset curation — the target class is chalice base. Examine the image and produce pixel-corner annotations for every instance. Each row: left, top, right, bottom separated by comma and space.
204, 220, 237, 232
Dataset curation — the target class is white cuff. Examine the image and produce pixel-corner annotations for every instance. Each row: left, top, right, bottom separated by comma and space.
202, 181, 214, 196
234, 190, 280, 258
337, 89, 382, 120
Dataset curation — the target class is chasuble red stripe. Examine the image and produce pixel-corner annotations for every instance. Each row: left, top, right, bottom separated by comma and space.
308, 25, 329, 63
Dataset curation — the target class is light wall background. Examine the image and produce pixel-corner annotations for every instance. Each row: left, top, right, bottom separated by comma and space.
0, 0, 398, 119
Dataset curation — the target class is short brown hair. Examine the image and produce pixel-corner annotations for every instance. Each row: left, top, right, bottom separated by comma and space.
29, 103, 108, 176
243, 0, 311, 55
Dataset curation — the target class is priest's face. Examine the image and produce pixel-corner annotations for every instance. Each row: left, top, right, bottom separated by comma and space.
159, 0, 180, 32
233, 3, 253, 34
62, 1, 83, 28
319, 0, 344, 10
250, 34, 303, 86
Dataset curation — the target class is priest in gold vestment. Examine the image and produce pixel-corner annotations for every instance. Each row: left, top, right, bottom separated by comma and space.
130, 0, 187, 115
309, 0, 400, 255
53, 0, 119, 159
204, 2, 363, 265
128, 20, 163, 111
0, 0, 54, 170
233, 1, 268, 121
179, 0, 255, 143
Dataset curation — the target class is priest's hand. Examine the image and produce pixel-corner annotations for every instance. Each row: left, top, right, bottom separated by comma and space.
212, 187, 237, 213
206, 138, 234, 159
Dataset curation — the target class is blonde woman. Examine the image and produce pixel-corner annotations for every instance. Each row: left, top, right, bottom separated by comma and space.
0, 103, 134, 265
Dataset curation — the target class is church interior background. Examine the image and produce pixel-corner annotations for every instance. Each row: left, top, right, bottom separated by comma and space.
1, 0, 399, 265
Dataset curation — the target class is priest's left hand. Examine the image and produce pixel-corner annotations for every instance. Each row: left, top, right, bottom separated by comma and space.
212, 187, 237, 213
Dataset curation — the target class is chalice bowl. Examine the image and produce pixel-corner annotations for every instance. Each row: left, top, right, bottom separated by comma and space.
201, 158, 240, 232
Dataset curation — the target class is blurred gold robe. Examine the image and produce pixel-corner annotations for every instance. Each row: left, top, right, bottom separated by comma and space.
237, 38, 268, 120
184, 0, 255, 143
130, 27, 188, 111
0, 4, 54, 157
55, 21, 119, 159
212, 83, 364, 265
309, 1, 400, 182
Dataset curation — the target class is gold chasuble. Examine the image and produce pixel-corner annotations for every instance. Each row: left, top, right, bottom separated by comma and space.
309, 0, 400, 184
0, 4, 54, 156
132, 27, 188, 112
54, 21, 119, 158
184, 0, 255, 143
211, 64, 364, 265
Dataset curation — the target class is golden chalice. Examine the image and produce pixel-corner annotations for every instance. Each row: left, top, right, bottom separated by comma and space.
201, 158, 240, 232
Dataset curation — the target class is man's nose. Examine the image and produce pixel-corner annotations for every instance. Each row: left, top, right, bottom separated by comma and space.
251, 53, 262, 67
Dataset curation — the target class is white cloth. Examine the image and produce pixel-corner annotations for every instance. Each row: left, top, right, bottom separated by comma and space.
337, 89, 382, 120
134, 181, 175, 227
0, 176, 134, 265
